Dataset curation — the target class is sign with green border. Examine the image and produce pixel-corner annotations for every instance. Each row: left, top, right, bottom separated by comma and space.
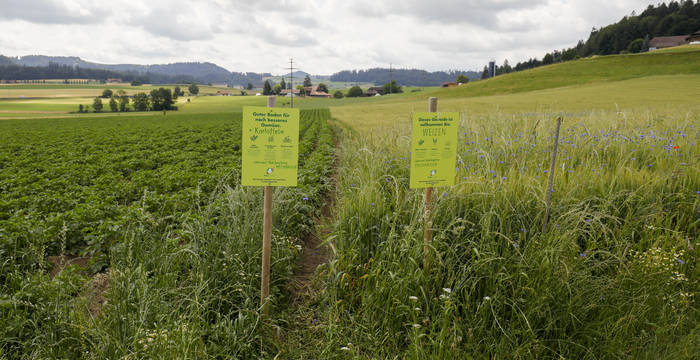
242, 106, 300, 186
410, 112, 459, 188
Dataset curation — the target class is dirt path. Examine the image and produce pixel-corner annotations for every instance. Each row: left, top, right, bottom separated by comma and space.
288, 124, 339, 305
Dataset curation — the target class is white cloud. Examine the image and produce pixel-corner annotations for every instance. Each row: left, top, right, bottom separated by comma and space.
0, 0, 653, 74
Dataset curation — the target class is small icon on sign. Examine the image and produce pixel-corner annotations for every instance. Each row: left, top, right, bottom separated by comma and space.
283, 136, 291, 143
418, 139, 424, 145
433, 138, 438, 145
266, 168, 274, 174
429, 169, 436, 177
250, 135, 258, 142
268, 135, 274, 142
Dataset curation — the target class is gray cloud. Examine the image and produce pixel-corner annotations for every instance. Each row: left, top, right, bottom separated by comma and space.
351, 0, 546, 29
0, 0, 654, 74
0, 0, 106, 24
252, 19, 319, 47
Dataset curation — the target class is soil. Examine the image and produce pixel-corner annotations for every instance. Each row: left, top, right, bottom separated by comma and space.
83, 271, 110, 317
288, 125, 339, 305
46, 255, 91, 278
46, 254, 110, 316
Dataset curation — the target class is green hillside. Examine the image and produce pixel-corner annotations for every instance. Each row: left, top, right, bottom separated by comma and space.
434, 45, 700, 99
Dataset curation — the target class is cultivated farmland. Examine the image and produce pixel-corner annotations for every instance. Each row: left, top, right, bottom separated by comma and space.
0, 47, 698, 359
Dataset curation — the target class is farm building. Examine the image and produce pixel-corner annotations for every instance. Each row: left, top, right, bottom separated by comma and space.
106, 78, 122, 83
687, 30, 700, 44
649, 35, 688, 50
304, 85, 332, 98
281, 89, 300, 97
365, 87, 384, 96
216, 90, 234, 96
441, 82, 459, 88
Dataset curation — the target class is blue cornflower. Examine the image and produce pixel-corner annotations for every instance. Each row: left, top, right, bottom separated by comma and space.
442, 192, 448, 197
579, 252, 586, 258
302, 197, 309, 201
677, 259, 685, 264
370, 202, 375, 206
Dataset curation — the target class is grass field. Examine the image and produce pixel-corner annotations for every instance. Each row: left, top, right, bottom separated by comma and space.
0, 47, 698, 358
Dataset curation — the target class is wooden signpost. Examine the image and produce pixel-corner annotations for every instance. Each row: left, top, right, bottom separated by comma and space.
409, 97, 458, 266
241, 96, 300, 314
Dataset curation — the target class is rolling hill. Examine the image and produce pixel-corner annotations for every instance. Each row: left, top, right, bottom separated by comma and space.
431, 45, 700, 99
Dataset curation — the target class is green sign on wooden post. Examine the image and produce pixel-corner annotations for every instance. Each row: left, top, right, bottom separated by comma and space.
410, 111, 459, 189
242, 106, 300, 187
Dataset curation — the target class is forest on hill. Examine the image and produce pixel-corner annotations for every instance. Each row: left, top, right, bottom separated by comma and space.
496, 1, 700, 75
0, 55, 269, 86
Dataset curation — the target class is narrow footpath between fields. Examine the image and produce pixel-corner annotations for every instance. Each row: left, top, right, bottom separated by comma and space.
275, 119, 342, 357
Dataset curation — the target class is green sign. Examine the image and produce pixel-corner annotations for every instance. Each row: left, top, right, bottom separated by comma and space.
242, 106, 300, 186
410, 112, 459, 188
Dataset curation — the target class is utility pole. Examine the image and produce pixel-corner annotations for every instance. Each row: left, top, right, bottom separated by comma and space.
289, 58, 295, 108
389, 63, 393, 95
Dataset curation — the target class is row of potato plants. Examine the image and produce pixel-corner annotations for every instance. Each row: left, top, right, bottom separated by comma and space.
0, 109, 336, 358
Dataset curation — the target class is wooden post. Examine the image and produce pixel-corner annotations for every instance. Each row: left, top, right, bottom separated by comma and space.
424, 97, 438, 266
260, 96, 276, 314
543, 117, 562, 232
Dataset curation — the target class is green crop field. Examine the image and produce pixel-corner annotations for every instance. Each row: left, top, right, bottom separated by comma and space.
0, 47, 698, 359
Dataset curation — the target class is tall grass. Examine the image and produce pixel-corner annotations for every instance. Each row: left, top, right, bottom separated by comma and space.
316, 109, 698, 358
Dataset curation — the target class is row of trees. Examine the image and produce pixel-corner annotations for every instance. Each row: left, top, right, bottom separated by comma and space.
330, 68, 479, 86
261, 78, 331, 96
80, 87, 180, 113
341, 81, 403, 98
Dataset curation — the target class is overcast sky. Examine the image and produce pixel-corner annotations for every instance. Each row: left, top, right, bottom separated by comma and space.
0, 0, 655, 74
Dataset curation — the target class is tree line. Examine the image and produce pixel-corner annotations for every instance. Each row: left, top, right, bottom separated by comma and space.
78, 85, 199, 113
0, 62, 197, 84
490, 1, 700, 76
330, 68, 480, 86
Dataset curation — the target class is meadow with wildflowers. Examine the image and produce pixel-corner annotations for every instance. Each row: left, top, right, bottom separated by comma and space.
306, 107, 698, 358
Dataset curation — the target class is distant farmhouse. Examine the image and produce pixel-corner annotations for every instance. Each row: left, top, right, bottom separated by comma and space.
688, 30, 700, 44
365, 87, 384, 96
649, 30, 700, 50
281, 89, 300, 97
106, 78, 122, 83
304, 85, 332, 98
